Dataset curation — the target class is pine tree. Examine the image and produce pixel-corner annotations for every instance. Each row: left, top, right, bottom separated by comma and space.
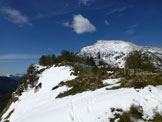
60, 50, 74, 62
51, 54, 57, 64
39, 56, 47, 66
125, 51, 155, 73
86, 57, 95, 66
46, 55, 51, 65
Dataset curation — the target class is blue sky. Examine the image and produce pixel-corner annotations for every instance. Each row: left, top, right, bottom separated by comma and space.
0, 0, 162, 74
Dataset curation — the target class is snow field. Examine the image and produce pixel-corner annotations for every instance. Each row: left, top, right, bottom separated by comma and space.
2, 66, 162, 122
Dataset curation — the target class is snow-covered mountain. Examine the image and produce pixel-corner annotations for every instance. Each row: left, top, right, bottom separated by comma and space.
0, 74, 24, 81
1, 65, 162, 122
1, 41, 162, 122
78, 40, 162, 68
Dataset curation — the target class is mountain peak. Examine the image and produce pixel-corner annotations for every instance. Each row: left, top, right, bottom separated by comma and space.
78, 40, 162, 68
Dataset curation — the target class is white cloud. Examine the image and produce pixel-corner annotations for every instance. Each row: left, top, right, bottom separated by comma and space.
79, 0, 92, 6
72, 14, 96, 34
107, 7, 128, 15
63, 21, 71, 27
124, 24, 138, 36
104, 20, 110, 25
0, 54, 40, 60
63, 14, 96, 34
0, 7, 31, 26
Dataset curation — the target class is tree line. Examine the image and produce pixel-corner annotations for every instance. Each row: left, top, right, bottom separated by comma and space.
39, 50, 95, 66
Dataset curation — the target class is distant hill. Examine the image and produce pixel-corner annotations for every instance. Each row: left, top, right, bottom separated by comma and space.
0, 74, 24, 81
0, 76, 18, 113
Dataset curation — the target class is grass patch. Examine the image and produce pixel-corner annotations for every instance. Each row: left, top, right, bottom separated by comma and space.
0, 96, 18, 119
5, 109, 14, 120
55, 71, 110, 98
107, 73, 162, 90
56, 76, 106, 98
153, 112, 162, 122
109, 105, 143, 122
109, 105, 162, 122
4, 120, 10, 122
56, 69, 162, 97
120, 74, 162, 89
106, 86, 121, 90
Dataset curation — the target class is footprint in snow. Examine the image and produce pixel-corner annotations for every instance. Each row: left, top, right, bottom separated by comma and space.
87, 99, 95, 112
69, 111, 75, 121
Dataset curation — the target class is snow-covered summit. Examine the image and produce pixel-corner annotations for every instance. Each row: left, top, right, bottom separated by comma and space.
78, 40, 162, 68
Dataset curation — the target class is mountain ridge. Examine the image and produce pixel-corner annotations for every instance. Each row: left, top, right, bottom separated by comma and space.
0, 74, 24, 81
1, 65, 162, 122
78, 40, 162, 68
1, 40, 162, 122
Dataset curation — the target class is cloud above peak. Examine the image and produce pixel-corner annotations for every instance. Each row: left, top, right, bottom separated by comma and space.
63, 14, 96, 34
124, 24, 138, 36
72, 14, 96, 34
0, 7, 31, 26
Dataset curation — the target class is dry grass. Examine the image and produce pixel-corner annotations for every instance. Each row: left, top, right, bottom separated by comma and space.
5, 109, 14, 120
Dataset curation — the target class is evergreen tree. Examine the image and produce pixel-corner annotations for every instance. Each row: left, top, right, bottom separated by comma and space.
39, 56, 47, 66
60, 50, 74, 62
46, 55, 51, 65
39, 55, 53, 66
141, 53, 155, 72
27, 64, 35, 75
51, 54, 57, 64
86, 57, 95, 66
125, 51, 155, 73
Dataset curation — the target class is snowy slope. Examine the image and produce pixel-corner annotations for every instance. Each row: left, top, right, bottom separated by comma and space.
78, 40, 162, 68
2, 65, 162, 122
